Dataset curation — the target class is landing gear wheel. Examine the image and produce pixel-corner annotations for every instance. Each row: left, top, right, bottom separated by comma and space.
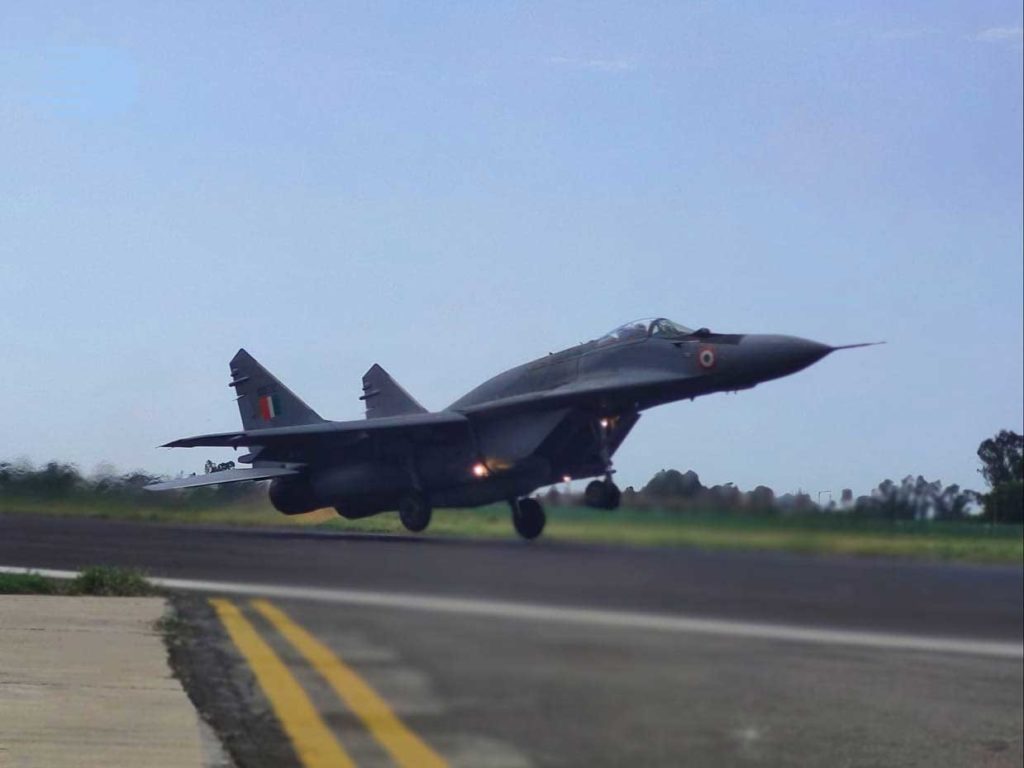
584, 480, 605, 508
512, 498, 546, 540
604, 481, 621, 510
584, 479, 621, 510
398, 493, 432, 533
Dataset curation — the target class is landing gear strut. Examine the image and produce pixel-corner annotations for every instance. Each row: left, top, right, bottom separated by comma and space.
584, 479, 621, 510
398, 493, 432, 533
511, 497, 546, 540
585, 415, 622, 510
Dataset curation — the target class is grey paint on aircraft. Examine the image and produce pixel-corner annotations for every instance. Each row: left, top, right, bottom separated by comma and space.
148, 318, 879, 537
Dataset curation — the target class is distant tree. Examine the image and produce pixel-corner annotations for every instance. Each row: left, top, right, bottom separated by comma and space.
861, 478, 914, 520
0, 460, 82, 498
908, 476, 941, 519
977, 430, 1024, 488
642, 469, 682, 497
35, 461, 82, 497
747, 485, 775, 512
707, 483, 742, 509
984, 481, 1024, 524
642, 469, 703, 499
677, 470, 702, 497
932, 483, 976, 521
856, 475, 976, 521
977, 430, 1024, 524
119, 471, 161, 491
205, 460, 236, 474
853, 495, 875, 515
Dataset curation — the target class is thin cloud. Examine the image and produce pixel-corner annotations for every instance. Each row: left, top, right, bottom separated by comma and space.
546, 56, 636, 73
972, 26, 1023, 42
876, 28, 939, 41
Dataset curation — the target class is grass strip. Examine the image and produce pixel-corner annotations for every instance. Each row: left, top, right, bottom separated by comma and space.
0, 571, 60, 594
0, 566, 158, 596
2, 497, 1021, 565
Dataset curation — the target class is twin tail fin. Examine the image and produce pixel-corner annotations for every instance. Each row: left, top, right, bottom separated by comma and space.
229, 349, 324, 431
360, 364, 427, 419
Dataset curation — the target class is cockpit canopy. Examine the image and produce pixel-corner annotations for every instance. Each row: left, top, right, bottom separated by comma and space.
597, 317, 695, 345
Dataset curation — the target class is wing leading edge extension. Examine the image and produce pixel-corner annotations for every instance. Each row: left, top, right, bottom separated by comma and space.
452, 369, 691, 416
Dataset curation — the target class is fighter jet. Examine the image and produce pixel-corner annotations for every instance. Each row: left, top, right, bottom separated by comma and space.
148, 318, 877, 539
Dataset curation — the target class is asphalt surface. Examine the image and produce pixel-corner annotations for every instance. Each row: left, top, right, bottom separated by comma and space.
1, 514, 1021, 639
2, 514, 1022, 767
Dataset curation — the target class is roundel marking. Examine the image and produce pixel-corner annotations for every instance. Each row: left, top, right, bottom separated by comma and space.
697, 345, 717, 369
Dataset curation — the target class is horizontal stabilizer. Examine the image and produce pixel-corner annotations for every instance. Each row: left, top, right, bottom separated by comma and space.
361, 364, 427, 418
144, 466, 299, 491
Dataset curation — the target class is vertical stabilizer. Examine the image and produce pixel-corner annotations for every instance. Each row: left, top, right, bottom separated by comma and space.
361, 364, 428, 418
229, 349, 323, 431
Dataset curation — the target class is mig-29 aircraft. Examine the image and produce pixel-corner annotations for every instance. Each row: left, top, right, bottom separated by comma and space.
148, 318, 876, 539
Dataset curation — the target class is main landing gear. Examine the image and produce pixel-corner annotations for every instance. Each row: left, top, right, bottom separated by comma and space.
584, 478, 621, 510
398, 493, 432, 533
511, 497, 546, 540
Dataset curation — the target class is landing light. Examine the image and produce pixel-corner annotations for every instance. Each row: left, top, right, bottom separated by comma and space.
472, 462, 489, 478
600, 418, 610, 429
562, 475, 572, 483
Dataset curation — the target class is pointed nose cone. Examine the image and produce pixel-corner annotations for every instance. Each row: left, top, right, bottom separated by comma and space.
738, 335, 833, 382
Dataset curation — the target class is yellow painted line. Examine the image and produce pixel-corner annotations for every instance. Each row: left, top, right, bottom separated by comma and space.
253, 598, 449, 768
208, 598, 356, 768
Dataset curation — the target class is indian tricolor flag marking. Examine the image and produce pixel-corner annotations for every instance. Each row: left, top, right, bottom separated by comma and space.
258, 393, 282, 421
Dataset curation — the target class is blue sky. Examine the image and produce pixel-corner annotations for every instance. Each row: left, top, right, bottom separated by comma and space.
1, 2, 1021, 497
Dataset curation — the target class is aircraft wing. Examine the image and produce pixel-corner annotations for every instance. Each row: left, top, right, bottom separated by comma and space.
162, 411, 469, 448
144, 466, 300, 491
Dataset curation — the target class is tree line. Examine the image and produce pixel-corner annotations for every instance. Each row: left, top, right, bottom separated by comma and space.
549, 429, 1023, 523
2, 430, 1020, 523
0, 459, 259, 508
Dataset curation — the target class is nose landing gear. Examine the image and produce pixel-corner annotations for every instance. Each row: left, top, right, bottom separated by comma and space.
584, 479, 621, 510
584, 415, 622, 510
511, 497, 546, 540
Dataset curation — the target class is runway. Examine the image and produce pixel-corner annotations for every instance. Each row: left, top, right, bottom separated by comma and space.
1, 514, 1020, 639
1, 514, 1021, 766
